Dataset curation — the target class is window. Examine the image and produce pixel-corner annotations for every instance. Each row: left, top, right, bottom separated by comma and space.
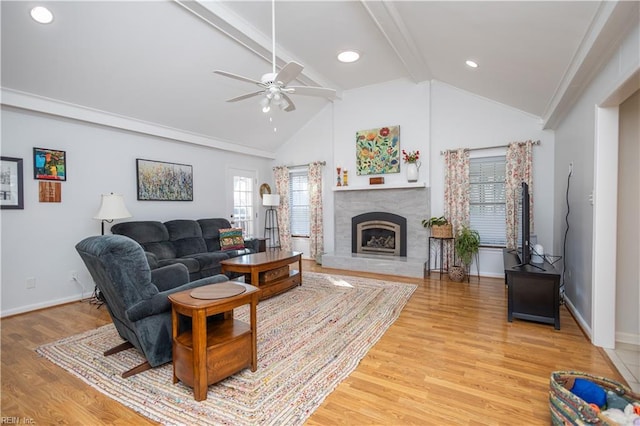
469, 156, 507, 246
232, 175, 255, 237
289, 169, 309, 237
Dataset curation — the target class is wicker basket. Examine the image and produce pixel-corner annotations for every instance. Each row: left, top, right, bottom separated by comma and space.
431, 224, 453, 238
549, 371, 640, 425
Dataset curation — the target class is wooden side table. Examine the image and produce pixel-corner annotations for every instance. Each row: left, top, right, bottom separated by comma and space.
168, 281, 259, 401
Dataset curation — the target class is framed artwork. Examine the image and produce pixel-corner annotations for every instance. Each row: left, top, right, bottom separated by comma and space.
33, 147, 66, 181
0, 157, 24, 209
136, 158, 193, 201
355, 125, 400, 175
39, 181, 62, 203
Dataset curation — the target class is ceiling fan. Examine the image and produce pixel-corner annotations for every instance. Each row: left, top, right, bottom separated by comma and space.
213, 0, 336, 113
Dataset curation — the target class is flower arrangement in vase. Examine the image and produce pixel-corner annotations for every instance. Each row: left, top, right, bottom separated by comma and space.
402, 149, 421, 182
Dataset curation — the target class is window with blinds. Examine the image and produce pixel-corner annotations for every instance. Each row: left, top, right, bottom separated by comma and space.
469, 156, 507, 246
289, 169, 310, 237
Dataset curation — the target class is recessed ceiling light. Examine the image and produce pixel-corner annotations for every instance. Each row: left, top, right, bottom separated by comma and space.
465, 60, 479, 68
30, 6, 54, 24
337, 50, 360, 63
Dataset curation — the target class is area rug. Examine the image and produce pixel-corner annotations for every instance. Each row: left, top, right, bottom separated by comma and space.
37, 272, 416, 426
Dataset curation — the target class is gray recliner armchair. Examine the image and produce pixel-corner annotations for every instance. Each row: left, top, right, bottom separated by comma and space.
75, 234, 229, 378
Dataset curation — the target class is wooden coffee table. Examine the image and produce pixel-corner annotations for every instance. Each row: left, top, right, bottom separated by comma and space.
221, 251, 302, 300
168, 281, 259, 401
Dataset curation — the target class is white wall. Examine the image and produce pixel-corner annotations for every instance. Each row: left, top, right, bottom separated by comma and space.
553, 22, 639, 342
616, 89, 639, 344
0, 106, 273, 316
430, 81, 556, 276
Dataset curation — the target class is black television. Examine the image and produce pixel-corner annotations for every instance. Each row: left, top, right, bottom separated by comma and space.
520, 181, 531, 265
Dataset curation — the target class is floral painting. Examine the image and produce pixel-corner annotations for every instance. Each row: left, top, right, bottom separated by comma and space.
355, 125, 400, 175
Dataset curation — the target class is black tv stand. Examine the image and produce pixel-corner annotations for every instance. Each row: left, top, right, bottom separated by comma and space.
509, 249, 546, 271
503, 248, 561, 329
512, 261, 546, 272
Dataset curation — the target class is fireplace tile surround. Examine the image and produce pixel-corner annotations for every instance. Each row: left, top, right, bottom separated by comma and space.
322, 187, 430, 278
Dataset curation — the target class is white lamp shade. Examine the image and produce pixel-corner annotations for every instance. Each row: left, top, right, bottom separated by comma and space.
93, 193, 132, 220
262, 194, 280, 207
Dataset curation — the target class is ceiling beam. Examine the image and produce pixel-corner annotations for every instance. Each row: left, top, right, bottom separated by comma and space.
174, 0, 342, 99
360, 0, 432, 83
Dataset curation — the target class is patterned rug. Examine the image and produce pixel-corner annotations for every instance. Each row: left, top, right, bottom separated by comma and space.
37, 272, 416, 425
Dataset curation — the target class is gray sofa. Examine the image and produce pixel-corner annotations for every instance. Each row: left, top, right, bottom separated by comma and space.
111, 218, 258, 280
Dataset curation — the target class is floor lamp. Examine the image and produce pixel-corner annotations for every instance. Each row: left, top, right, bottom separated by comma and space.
263, 194, 280, 250
91, 193, 132, 306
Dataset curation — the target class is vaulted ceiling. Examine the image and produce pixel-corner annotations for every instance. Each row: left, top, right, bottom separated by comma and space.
2, 1, 637, 157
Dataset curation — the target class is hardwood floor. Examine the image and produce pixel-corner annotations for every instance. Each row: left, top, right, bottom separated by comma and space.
1, 261, 624, 425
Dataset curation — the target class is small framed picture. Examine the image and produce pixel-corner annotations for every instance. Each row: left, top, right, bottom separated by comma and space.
33, 147, 66, 181
1, 156, 24, 209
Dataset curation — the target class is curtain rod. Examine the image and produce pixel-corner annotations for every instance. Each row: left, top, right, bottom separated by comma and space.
439, 140, 540, 155
275, 161, 326, 169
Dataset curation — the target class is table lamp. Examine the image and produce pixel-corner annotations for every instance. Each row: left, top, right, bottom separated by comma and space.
94, 193, 132, 235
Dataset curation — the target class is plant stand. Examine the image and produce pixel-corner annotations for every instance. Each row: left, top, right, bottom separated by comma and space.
425, 237, 454, 280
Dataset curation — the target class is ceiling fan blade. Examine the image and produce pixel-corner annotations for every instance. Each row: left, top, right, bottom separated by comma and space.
281, 94, 296, 112
275, 62, 304, 85
213, 70, 261, 85
226, 91, 264, 102
288, 86, 337, 100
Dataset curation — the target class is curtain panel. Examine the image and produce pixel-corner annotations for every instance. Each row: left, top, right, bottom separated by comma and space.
505, 140, 534, 249
273, 166, 292, 251
444, 148, 470, 234
308, 162, 324, 263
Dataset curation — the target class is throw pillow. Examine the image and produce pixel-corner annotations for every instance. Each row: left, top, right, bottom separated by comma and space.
219, 228, 245, 251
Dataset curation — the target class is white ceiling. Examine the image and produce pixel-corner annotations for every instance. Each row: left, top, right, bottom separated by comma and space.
2, 1, 637, 156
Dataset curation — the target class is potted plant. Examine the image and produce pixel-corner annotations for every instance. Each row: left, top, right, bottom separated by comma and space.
450, 225, 480, 282
421, 216, 452, 238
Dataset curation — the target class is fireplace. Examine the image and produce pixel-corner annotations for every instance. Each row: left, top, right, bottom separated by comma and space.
352, 212, 407, 257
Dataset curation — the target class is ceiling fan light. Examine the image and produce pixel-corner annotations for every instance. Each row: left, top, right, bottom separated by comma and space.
262, 105, 271, 113
337, 50, 360, 63
30, 6, 54, 24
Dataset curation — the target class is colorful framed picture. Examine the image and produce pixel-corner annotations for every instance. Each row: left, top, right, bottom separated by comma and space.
355, 125, 400, 175
1, 157, 24, 209
136, 158, 193, 201
33, 147, 66, 181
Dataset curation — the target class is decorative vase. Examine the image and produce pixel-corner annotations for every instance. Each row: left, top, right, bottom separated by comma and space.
448, 265, 466, 282
406, 161, 420, 182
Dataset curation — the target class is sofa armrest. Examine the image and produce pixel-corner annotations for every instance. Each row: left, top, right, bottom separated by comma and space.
145, 251, 159, 269
243, 238, 259, 253
151, 263, 189, 292
126, 274, 229, 322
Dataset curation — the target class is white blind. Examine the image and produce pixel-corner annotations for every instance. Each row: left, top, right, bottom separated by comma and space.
469, 156, 506, 246
289, 170, 309, 236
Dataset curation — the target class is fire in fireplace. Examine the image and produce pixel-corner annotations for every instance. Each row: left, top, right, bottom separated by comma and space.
352, 212, 407, 256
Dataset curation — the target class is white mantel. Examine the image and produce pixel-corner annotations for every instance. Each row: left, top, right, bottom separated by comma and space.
332, 182, 426, 191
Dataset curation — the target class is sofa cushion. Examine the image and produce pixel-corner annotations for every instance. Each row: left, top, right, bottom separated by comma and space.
198, 218, 233, 252
189, 252, 230, 271
164, 220, 207, 257
219, 228, 245, 251
112, 221, 169, 244
157, 258, 200, 276
143, 241, 177, 260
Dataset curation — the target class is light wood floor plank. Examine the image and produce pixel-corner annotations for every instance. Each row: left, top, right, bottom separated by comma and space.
1, 261, 623, 425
